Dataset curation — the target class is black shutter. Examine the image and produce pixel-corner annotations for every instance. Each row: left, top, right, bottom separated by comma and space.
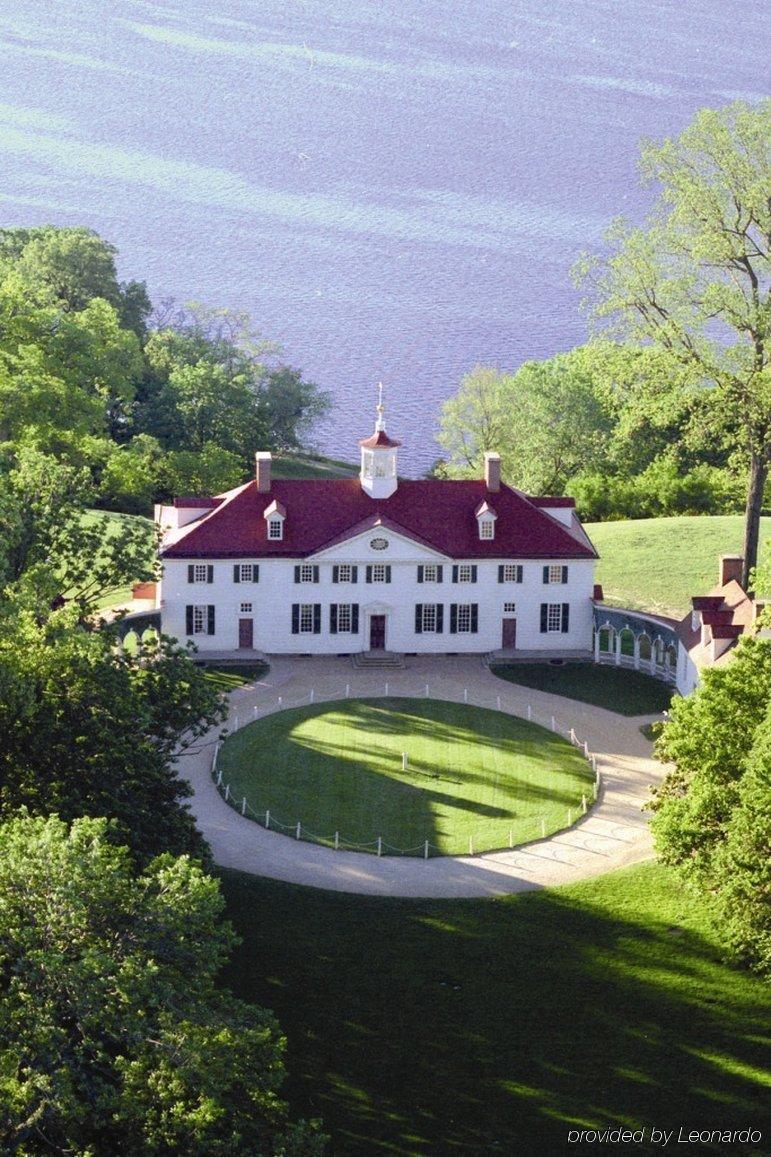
540, 604, 548, 633
207, 565, 213, 584
330, 605, 338, 634
185, 605, 193, 634
187, 565, 194, 583
313, 604, 321, 634
436, 605, 444, 633
517, 565, 523, 583
233, 564, 240, 583
562, 603, 570, 633
385, 565, 391, 583
498, 565, 504, 583
417, 565, 424, 583
543, 566, 549, 584
415, 604, 423, 633
436, 565, 443, 583
291, 604, 299, 634
471, 604, 478, 633
207, 605, 215, 635
294, 566, 301, 583
351, 566, 358, 584
252, 565, 260, 583
313, 565, 320, 583
366, 565, 372, 583
452, 565, 459, 583
351, 604, 359, 633
450, 604, 458, 634
332, 565, 339, 583
471, 565, 477, 583
562, 565, 568, 583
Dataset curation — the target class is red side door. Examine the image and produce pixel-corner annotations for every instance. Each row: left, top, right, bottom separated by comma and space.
502, 618, 517, 649
238, 618, 254, 649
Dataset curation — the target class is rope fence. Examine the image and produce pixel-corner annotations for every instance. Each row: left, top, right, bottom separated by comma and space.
210, 683, 603, 859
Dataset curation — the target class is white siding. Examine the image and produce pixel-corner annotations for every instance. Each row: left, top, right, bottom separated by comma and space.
159, 527, 596, 654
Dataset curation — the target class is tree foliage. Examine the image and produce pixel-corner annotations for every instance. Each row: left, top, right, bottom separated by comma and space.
0, 812, 326, 1155
577, 100, 771, 582
652, 636, 771, 973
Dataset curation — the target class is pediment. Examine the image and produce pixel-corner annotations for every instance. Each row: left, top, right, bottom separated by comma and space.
309, 517, 450, 563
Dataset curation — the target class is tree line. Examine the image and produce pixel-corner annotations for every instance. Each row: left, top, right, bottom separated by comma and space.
437, 99, 770, 588
0, 225, 331, 514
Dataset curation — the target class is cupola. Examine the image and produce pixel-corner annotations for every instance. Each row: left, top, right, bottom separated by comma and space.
359, 384, 400, 500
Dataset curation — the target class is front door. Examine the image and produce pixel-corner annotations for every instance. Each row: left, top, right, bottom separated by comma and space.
238, 618, 254, 649
369, 614, 386, 650
502, 618, 517, 649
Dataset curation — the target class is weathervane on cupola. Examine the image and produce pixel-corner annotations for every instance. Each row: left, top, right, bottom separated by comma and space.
358, 382, 401, 499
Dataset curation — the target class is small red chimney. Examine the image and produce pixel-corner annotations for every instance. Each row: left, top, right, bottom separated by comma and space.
255, 452, 272, 493
719, 555, 743, 588
484, 452, 501, 492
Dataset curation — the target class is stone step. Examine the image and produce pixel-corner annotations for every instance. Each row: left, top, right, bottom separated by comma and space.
351, 651, 406, 669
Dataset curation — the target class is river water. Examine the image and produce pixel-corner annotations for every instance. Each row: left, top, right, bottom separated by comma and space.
0, 1, 766, 473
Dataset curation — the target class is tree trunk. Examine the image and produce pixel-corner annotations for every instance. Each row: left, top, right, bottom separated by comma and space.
742, 452, 768, 590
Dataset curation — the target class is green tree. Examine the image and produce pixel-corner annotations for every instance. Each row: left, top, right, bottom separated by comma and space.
259, 365, 331, 452
652, 636, 771, 971
578, 100, 771, 585
437, 352, 611, 493
0, 599, 225, 863
0, 812, 325, 1155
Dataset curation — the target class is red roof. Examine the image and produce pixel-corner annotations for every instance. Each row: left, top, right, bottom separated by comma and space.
174, 497, 222, 509
161, 478, 596, 561
529, 496, 576, 508
358, 429, 402, 449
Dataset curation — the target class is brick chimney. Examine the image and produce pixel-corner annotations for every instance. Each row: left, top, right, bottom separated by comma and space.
255, 451, 272, 493
484, 451, 501, 492
719, 554, 743, 588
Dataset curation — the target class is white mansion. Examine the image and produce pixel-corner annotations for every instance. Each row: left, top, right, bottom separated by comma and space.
156, 402, 599, 657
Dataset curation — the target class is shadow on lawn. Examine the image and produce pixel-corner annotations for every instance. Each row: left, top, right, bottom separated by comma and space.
219, 866, 770, 1157
219, 698, 591, 850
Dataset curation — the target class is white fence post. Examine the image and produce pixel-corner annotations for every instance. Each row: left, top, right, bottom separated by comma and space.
241, 797, 246, 815
295, 821, 301, 840
224, 784, 230, 803
234, 715, 238, 731
377, 836, 382, 857
497, 695, 501, 712
551, 715, 556, 732
508, 828, 513, 849
570, 727, 576, 745
464, 687, 468, 703
334, 831, 339, 850
527, 704, 532, 721
385, 681, 389, 696
265, 809, 270, 829
425, 682, 429, 697
402, 752, 408, 771
345, 683, 350, 698
277, 696, 282, 709
310, 688, 315, 703
582, 794, 587, 814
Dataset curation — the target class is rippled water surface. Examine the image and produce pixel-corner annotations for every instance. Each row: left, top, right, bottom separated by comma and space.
0, 1, 766, 472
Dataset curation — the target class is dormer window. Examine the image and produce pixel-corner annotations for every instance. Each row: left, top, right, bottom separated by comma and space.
475, 500, 497, 541
263, 498, 286, 541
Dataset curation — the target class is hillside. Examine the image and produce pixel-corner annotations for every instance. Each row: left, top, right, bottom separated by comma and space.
588, 514, 770, 619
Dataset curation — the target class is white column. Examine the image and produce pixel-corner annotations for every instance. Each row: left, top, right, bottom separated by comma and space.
633, 636, 640, 670
594, 630, 601, 663
614, 633, 621, 666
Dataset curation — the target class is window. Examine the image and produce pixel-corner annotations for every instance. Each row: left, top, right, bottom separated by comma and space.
424, 565, 438, 582
449, 603, 478, 634
233, 564, 258, 583
330, 603, 359, 634
291, 603, 320, 634
503, 602, 516, 614
544, 565, 568, 584
479, 519, 494, 540
337, 565, 352, 582
415, 603, 444, 634
239, 564, 253, 583
186, 604, 215, 635
366, 563, 391, 583
362, 451, 374, 479
268, 518, 283, 540
240, 602, 252, 614
453, 564, 477, 583
547, 603, 562, 632
499, 564, 523, 584
299, 604, 315, 632
294, 564, 319, 583
188, 563, 213, 584
540, 603, 569, 634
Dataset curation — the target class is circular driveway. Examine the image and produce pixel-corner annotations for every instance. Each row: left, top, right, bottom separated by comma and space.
177, 655, 665, 898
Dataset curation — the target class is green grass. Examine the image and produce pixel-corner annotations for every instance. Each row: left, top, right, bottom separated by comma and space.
79, 509, 155, 609
217, 698, 593, 855
219, 861, 771, 1156
491, 662, 673, 716
272, 452, 358, 479
197, 662, 269, 690
587, 514, 771, 618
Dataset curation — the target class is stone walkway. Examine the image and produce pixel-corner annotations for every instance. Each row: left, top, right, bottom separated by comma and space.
177, 655, 665, 898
